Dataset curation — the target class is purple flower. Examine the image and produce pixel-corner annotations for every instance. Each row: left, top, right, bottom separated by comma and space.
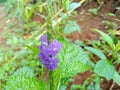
39, 34, 62, 70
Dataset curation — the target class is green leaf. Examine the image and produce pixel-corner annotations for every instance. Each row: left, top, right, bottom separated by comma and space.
115, 42, 120, 52
62, 0, 70, 11
94, 29, 115, 50
54, 40, 89, 78
68, 2, 80, 10
88, 8, 99, 15
71, 84, 81, 90
64, 21, 80, 34
85, 46, 106, 59
75, 40, 84, 46
113, 71, 120, 86
0, 68, 6, 79
3, 67, 46, 90
7, 36, 18, 45
108, 13, 116, 17
26, 45, 39, 54
59, 85, 67, 90
0, 0, 7, 3
94, 59, 115, 80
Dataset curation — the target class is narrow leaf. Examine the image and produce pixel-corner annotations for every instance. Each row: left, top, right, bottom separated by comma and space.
115, 42, 120, 52
85, 46, 106, 59
26, 45, 39, 54
94, 29, 115, 50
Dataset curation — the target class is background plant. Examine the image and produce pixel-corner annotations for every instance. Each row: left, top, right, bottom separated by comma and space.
84, 29, 120, 89
1, 0, 120, 90
0, 0, 90, 90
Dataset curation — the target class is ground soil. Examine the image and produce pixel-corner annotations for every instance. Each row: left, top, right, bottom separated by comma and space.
67, 0, 120, 43
0, 0, 120, 90
66, 0, 120, 90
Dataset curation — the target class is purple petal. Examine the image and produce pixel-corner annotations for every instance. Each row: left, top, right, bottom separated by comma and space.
44, 58, 59, 70
43, 40, 62, 56
39, 52, 46, 63
41, 34, 48, 45
39, 34, 48, 51
39, 52, 59, 70
38, 35, 62, 71
39, 44, 46, 51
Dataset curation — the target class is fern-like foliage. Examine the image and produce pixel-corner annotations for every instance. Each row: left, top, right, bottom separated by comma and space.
3, 66, 46, 90
51, 39, 90, 88
55, 40, 89, 78
0, 0, 6, 3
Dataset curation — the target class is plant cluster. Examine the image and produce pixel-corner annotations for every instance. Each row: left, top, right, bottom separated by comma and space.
0, 0, 120, 90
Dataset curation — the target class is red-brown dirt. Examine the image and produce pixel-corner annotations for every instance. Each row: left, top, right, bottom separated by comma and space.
67, 0, 120, 42
66, 0, 120, 90
0, 0, 120, 90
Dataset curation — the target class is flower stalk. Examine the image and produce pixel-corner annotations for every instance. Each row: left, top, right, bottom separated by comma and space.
38, 1, 63, 90
49, 71, 55, 90
0, 80, 1, 90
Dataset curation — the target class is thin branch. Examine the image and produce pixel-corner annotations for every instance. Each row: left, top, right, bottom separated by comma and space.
29, 0, 86, 40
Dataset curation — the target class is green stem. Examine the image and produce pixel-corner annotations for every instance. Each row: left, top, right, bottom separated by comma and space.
49, 71, 61, 90
111, 50, 117, 63
57, 76, 61, 90
0, 80, 1, 90
49, 71, 55, 90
